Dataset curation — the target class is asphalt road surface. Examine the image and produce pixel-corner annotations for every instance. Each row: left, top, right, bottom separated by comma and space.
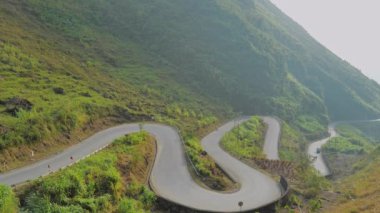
0, 117, 282, 212
262, 116, 281, 160
307, 123, 338, 176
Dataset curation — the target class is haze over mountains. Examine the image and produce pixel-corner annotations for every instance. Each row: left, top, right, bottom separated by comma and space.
33, 0, 380, 121
1, 0, 380, 212
271, 0, 380, 84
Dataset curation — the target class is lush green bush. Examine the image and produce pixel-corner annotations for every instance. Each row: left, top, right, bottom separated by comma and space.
323, 125, 375, 154
186, 137, 212, 177
324, 137, 365, 154
0, 185, 18, 213
117, 198, 144, 213
221, 116, 266, 159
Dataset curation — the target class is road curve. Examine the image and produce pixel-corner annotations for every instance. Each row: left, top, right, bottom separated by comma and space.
0, 117, 282, 212
307, 123, 338, 176
262, 116, 281, 160
308, 119, 380, 176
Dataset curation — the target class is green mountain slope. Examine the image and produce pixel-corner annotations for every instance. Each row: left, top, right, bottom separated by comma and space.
22, 0, 380, 119
18, 0, 380, 123
1, 0, 380, 155
0, 0, 230, 168
324, 147, 380, 212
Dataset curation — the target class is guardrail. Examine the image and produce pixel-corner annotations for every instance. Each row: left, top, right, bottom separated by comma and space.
279, 175, 289, 196
173, 126, 201, 177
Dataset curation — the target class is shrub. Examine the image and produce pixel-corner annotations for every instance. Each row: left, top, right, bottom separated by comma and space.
117, 198, 144, 213
0, 185, 18, 213
138, 186, 156, 208
323, 137, 365, 154
221, 116, 266, 159
24, 193, 51, 213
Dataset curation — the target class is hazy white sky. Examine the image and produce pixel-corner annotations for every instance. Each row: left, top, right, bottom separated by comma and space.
270, 0, 380, 84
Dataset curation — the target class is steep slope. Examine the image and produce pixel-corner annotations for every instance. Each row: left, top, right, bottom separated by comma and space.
0, 0, 230, 169
324, 147, 380, 212
1, 0, 380, 156
11, 0, 380, 126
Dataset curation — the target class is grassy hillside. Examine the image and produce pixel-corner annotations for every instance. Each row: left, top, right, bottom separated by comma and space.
17, 132, 156, 212
324, 147, 380, 212
6, 0, 380, 127
1, 0, 380, 211
0, 0, 234, 172
2, 0, 380, 155
322, 125, 376, 179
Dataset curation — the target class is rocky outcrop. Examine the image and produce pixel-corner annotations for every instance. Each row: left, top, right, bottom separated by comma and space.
1, 97, 33, 116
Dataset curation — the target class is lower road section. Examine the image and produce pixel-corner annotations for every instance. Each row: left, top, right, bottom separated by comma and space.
307, 124, 337, 176
308, 119, 380, 176
1, 117, 283, 212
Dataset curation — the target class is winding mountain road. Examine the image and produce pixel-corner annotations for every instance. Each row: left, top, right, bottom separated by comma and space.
307, 123, 338, 176
308, 119, 380, 176
0, 116, 283, 212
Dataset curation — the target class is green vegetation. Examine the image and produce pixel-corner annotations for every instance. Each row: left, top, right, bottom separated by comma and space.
324, 147, 380, 212
321, 124, 376, 179
186, 137, 212, 177
218, 117, 329, 211
0, 185, 18, 213
1, 0, 379, 174
323, 125, 375, 154
277, 121, 330, 212
279, 120, 330, 199
279, 122, 306, 161
19, 132, 156, 212
221, 116, 266, 158
295, 162, 330, 198
324, 138, 365, 154
345, 121, 380, 142
294, 116, 327, 140
2, 0, 378, 140
185, 137, 235, 190
0, 41, 113, 149
0, 0, 231, 173
1, 0, 380, 211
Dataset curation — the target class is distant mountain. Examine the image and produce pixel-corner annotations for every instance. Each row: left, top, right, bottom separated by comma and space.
1, 0, 380, 149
